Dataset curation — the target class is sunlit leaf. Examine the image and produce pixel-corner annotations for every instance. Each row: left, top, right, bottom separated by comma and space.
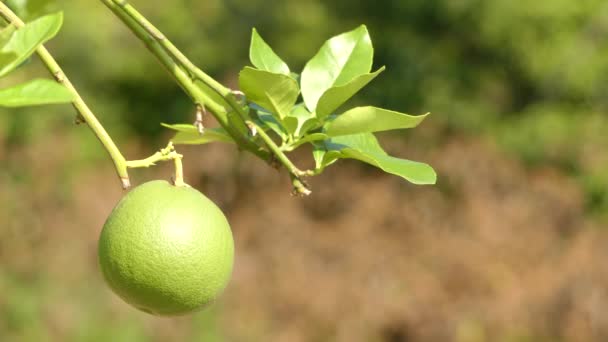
324, 107, 430, 137
0, 78, 72, 107
249, 28, 290, 75
323, 133, 436, 184
289, 133, 328, 150
282, 104, 319, 137
301, 25, 373, 112
0, 12, 63, 78
238, 67, 299, 120
162, 123, 234, 145
315, 67, 384, 119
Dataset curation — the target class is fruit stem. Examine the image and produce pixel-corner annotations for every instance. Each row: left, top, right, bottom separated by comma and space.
125, 142, 186, 186
0, 3, 131, 188
173, 155, 186, 187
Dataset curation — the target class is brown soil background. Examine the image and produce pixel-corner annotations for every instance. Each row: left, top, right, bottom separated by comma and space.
2, 132, 608, 341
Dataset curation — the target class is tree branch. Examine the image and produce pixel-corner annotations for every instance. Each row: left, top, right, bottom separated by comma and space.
99, 0, 270, 162
246, 120, 312, 195
0, 3, 130, 188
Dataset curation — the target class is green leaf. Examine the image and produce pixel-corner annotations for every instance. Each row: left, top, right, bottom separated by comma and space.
238, 66, 299, 120
0, 26, 17, 68
283, 104, 319, 137
324, 133, 436, 185
289, 133, 328, 150
0, 24, 17, 41
324, 107, 430, 137
301, 25, 373, 112
249, 28, 290, 75
256, 110, 288, 139
315, 67, 385, 119
0, 12, 63, 78
312, 144, 327, 170
162, 124, 234, 145
0, 78, 72, 107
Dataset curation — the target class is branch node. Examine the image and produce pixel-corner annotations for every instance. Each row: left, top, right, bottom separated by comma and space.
74, 114, 85, 125
53, 71, 64, 83
245, 121, 258, 137
194, 104, 205, 135
269, 154, 280, 170
121, 177, 131, 189
291, 176, 311, 197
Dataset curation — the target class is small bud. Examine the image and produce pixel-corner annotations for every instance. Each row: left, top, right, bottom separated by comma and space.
74, 114, 85, 125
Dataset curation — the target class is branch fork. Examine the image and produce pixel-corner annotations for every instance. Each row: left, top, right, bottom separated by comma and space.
0, 1, 313, 195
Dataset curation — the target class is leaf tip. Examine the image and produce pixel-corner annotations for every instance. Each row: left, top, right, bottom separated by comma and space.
415, 165, 437, 185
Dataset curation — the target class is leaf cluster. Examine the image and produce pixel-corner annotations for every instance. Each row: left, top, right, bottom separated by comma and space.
166, 26, 436, 184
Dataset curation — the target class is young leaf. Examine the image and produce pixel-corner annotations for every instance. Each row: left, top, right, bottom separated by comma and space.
162, 124, 234, 145
324, 133, 436, 185
282, 104, 318, 137
301, 25, 373, 112
238, 66, 299, 119
315, 67, 385, 119
0, 78, 72, 107
249, 28, 290, 75
0, 12, 63, 78
312, 144, 328, 170
324, 107, 430, 137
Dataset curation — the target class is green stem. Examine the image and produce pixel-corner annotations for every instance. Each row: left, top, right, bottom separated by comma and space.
109, 0, 250, 124
246, 120, 311, 195
100, 0, 269, 161
112, 0, 228, 95
0, 3, 130, 188
125, 142, 177, 168
126, 142, 186, 186
100, 1, 312, 194
290, 174, 311, 196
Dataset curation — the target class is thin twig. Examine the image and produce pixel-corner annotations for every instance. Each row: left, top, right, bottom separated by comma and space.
110, 0, 250, 124
246, 120, 312, 195
100, 0, 270, 162
102, 0, 313, 194
0, 3, 130, 188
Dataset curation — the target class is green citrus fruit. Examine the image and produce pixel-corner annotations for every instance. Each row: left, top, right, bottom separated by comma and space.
98, 180, 234, 316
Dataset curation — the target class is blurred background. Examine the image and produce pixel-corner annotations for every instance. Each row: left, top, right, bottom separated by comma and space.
2, 0, 608, 341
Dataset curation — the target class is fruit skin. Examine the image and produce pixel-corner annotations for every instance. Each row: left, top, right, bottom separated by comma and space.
98, 180, 234, 316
